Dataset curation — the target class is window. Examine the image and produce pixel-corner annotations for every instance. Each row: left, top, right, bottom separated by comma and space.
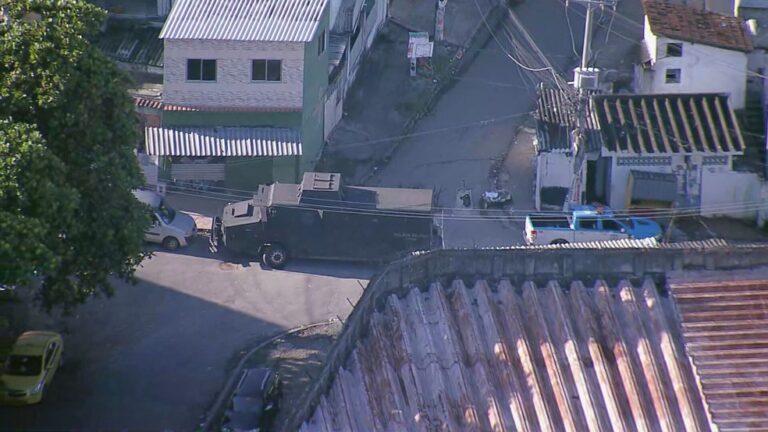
186, 59, 216, 81
578, 218, 598, 230
602, 219, 624, 232
318, 30, 326, 56
45, 343, 58, 368
665, 68, 681, 84
666, 43, 683, 57
252, 59, 282, 82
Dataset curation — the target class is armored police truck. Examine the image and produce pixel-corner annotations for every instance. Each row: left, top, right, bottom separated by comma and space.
211, 172, 436, 268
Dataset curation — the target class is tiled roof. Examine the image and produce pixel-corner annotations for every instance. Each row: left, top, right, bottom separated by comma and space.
535, 86, 603, 153
592, 93, 746, 154
300, 277, 710, 431
131, 97, 303, 113
144, 126, 302, 156
159, 0, 328, 42
643, 0, 753, 52
669, 270, 768, 431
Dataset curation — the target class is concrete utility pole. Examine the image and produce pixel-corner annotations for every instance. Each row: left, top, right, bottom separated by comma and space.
564, 0, 615, 209
435, 0, 447, 41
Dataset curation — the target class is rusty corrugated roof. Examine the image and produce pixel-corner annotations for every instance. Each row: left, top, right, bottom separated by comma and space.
669, 270, 768, 431
643, 0, 752, 52
300, 278, 711, 431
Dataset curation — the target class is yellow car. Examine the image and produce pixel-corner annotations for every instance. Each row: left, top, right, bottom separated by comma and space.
0, 331, 63, 405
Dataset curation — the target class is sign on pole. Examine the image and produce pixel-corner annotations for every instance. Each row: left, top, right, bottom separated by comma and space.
408, 32, 434, 59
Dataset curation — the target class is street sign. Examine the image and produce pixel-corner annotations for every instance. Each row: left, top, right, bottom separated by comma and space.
408, 32, 434, 58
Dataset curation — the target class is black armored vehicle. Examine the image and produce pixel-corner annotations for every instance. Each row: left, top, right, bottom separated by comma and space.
211, 172, 437, 268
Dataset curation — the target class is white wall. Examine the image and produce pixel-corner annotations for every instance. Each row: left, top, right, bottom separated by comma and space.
536, 152, 572, 210
701, 170, 762, 218
607, 156, 683, 209
324, 86, 344, 140
163, 39, 304, 109
641, 35, 748, 109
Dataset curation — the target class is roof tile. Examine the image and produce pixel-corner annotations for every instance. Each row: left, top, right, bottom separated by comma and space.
643, 0, 752, 52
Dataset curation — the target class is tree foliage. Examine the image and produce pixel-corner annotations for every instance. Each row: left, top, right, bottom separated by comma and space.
0, 0, 149, 312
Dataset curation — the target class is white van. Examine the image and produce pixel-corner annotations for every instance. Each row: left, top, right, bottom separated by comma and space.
133, 190, 197, 249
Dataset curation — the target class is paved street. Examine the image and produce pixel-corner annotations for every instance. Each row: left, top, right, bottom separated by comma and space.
2, 240, 373, 431
367, 0, 585, 248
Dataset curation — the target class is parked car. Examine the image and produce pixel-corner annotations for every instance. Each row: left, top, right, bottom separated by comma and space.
221, 368, 282, 432
133, 189, 197, 250
524, 205, 662, 245
0, 331, 63, 405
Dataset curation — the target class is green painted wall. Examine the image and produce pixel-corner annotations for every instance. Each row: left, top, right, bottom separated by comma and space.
163, 110, 302, 128
301, 5, 330, 174
225, 157, 274, 191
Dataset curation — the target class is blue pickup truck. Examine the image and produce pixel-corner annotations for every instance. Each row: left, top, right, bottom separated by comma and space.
524, 206, 662, 245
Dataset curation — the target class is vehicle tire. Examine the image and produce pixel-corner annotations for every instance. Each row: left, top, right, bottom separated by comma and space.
550, 239, 569, 245
263, 245, 288, 269
162, 236, 180, 250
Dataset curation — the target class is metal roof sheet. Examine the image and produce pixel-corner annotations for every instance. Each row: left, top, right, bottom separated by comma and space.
668, 269, 768, 431
300, 277, 711, 431
593, 93, 746, 155
144, 127, 302, 156
535, 86, 603, 153
159, 0, 328, 42
96, 21, 163, 68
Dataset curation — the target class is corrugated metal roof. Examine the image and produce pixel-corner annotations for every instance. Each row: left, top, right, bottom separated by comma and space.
630, 170, 678, 202
144, 127, 302, 156
593, 93, 746, 155
300, 277, 711, 431
159, 0, 328, 42
535, 86, 603, 153
96, 21, 163, 68
410, 238, 733, 255
668, 270, 768, 431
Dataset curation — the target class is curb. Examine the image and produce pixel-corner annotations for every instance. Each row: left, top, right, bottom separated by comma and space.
200, 318, 341, 432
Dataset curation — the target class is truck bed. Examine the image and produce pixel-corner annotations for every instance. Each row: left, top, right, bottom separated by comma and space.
527, 213, 571, 229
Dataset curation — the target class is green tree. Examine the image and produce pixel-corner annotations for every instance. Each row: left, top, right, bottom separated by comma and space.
0, 0, 149, 311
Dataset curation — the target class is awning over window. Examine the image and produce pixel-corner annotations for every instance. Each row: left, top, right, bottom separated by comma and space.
145, 127, 302, 157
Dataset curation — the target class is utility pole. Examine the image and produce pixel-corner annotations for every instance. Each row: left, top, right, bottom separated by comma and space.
435, 0, 447, 41
564, 0, 615, 209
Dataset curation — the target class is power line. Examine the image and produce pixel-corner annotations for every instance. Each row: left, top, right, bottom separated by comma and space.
163, 181, 768, 221
220, 111, 532, 167
472, 0, 556, 73
561, 0, 768, 81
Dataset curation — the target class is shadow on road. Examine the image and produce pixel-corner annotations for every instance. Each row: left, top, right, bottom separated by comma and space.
0, 276, 285, 431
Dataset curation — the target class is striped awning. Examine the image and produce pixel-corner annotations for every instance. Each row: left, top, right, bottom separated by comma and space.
145, 127, 302, 157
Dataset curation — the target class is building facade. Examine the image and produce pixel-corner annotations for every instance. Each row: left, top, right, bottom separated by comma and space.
146, 0, 330, 189
636, 1, 751, 110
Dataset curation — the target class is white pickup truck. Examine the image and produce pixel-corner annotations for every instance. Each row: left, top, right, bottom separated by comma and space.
524, 206, 662, 245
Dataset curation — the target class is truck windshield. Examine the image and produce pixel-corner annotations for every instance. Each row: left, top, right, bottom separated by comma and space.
158, 200, 176, 224
5, 355, 42, 376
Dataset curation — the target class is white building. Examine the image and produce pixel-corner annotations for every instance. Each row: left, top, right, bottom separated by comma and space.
591, 93, 764, 219
637, 1, 752, 110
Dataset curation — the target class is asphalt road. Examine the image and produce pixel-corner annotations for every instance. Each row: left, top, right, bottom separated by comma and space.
1, 240, 374, 431
369, 0, 584, 248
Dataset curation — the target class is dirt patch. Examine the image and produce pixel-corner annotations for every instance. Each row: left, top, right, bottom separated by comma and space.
249, 321, 342, 429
